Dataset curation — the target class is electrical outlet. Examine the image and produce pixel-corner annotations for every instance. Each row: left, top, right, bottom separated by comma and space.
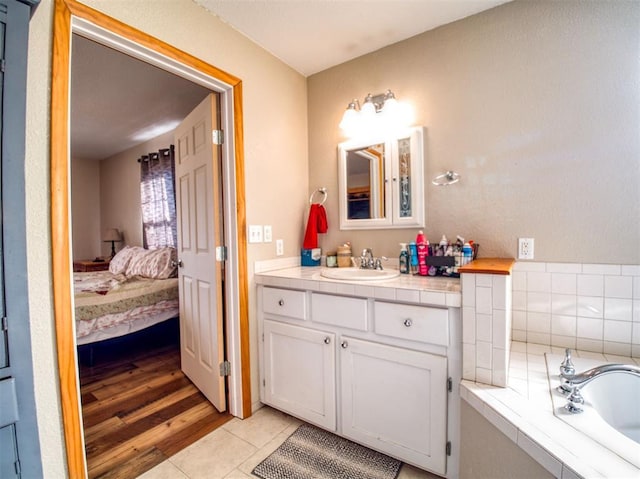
276, 239, 284, 256
518, 238, 534, 260
263, 225, 273, 243
248, 225, 263, 243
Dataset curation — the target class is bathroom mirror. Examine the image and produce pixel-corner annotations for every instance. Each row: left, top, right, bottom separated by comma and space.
338, 126, 425, 230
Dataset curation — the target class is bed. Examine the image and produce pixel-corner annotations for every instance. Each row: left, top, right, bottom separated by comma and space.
74, 246, 180, 346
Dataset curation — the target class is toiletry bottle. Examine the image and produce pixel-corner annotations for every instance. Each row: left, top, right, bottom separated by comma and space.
439, 234, 448, 256
408, 242, 418, 275
399, 243, 409, 274
416, 230, 429, 276
462, 242, 473, 266
337, 243, 352, 267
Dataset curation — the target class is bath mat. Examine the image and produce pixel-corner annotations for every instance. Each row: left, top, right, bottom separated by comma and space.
252, 423, 402, 479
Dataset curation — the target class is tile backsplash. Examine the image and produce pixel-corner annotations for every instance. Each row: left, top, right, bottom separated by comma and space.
512, 262, 639, 358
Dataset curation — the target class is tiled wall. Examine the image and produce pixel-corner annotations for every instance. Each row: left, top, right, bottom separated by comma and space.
461, 273, 512, 387
512, 262, 639, 358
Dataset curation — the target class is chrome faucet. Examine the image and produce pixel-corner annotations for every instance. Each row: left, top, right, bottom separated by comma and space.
358, 248, 386, 270
558, 348, 640, 413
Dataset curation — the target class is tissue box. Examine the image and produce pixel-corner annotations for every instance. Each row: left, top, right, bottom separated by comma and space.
301, 248, 321, 266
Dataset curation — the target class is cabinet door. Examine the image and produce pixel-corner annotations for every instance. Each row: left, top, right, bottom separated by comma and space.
340, 337, 447, 475
263, 320, 336, 430
390, 126, 424, 227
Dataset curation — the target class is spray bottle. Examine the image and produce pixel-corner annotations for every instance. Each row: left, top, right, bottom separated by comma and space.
416, 230, 429, 276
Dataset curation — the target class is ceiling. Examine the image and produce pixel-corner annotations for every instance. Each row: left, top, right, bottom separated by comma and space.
70, 35, 211, 161
196, 0, 510, 77
71, 0, 509, 161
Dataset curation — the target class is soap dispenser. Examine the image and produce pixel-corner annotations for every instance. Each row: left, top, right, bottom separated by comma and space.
399, 243, 409, 274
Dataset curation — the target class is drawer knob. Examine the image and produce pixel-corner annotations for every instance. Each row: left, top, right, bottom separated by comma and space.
404, 318, 413, 327
341, 340, 349, 349
324, 337, 331, 344
278, 299, 284, 306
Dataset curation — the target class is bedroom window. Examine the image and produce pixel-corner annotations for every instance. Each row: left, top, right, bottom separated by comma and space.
139, 146, 177, 249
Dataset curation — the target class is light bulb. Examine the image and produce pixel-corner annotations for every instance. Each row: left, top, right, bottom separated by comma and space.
339, 99, 360, 135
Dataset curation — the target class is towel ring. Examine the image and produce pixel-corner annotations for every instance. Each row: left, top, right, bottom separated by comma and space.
432, 171, 461, 186
309, 187, 327, 205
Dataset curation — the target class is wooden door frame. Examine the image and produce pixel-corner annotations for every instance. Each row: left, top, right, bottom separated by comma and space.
51, 1, 251, 476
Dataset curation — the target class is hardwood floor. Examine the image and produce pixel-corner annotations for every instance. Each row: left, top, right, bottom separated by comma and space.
78, 321, 232, 479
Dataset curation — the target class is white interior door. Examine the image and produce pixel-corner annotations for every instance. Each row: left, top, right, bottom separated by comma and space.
174, 93, 226, 412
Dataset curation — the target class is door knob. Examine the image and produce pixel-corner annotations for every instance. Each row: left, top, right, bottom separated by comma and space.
341, 340, 348, 349
171, 259, 184, 268
324, 337, 331, 344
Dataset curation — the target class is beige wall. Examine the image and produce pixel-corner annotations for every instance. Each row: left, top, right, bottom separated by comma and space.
308, 0, 640, 265
24, 0, 639, 474
70, 157, 101, 259
460, 400, 554, 478
99, 130, 176, 257
25, 0, 308, 475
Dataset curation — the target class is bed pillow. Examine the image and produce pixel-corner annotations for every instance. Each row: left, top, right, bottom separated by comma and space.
125, 247, 177, 279
109, 245, 144, 275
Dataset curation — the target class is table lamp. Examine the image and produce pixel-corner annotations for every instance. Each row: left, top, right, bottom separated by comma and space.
103, 228, 122, 258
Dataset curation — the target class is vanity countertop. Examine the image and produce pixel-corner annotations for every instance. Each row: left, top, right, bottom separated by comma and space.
254, 266, 461, 308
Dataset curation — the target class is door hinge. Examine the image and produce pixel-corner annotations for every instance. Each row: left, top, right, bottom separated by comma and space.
1, 317, 7, 331
447, 377, 452, 392
14, 459, 21, 475
212, 129, 224, 145
1, 59, 5, 73
446, 441, 452, 456
216, 245, 228, 262
219, 360, 231, 376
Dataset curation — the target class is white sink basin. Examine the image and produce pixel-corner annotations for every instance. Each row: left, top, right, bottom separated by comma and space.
320, 267, 400, 281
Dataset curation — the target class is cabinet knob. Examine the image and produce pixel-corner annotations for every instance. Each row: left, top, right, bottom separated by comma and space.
278, 299, 284, 306
341, 340, 349, 349
324, 337, 331, 345
404, 318, 413, 327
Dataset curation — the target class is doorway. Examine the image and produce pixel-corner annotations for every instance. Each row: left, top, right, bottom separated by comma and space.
51, 1, 251, 477
70, 36, 228, 474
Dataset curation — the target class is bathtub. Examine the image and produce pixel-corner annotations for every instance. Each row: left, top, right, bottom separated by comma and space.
547, 354, 640, 470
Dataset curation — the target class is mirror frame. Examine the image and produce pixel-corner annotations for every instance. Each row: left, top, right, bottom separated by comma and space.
338, 126, 425, 230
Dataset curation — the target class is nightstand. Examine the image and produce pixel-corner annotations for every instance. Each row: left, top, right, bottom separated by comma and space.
73, 259, 111, 272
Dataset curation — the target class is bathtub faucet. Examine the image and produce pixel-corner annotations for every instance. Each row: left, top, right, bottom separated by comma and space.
558, 348, 640, 413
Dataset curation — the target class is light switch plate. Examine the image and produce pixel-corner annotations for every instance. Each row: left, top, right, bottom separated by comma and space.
248, 225, 263, 243
263, 225, 273, 243
276, 239, 284, 256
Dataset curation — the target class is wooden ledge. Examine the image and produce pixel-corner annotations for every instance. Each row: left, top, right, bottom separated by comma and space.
458, 258, 515, 275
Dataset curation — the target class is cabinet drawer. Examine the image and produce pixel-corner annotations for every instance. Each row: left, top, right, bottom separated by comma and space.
263, 287, 306, 320
311, 293, 368, 331
374, 302, 448, 346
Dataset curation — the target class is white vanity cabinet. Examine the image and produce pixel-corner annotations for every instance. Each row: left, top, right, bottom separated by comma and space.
258, 283, 460, 477
339, 337, 448, 474
262, 320, 336, 430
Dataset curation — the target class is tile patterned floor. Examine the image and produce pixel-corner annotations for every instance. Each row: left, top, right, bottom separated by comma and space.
138, 406, 442, 479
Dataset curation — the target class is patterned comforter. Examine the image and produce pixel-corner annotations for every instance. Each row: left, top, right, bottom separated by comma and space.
74, 271, 179, 339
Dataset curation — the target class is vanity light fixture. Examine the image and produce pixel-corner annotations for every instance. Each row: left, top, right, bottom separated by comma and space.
339, 89, 412, 138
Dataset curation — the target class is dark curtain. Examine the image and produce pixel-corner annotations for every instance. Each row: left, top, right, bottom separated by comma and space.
139, 145, 177, 249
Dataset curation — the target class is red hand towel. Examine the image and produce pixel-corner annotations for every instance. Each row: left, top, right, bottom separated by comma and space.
303, 204, 328, 249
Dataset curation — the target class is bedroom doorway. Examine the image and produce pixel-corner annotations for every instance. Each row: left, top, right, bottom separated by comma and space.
51, 1, 251, 477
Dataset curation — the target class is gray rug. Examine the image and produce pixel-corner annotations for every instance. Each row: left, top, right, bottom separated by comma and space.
252, 423, 402, 479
